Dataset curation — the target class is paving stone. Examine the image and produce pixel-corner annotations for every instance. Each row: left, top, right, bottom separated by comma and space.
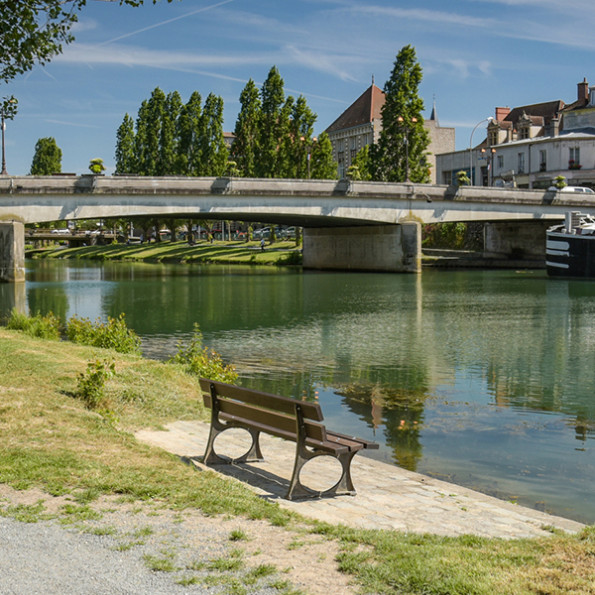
135, 420, 585, 539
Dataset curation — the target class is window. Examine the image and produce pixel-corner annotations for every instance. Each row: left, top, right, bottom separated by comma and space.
569, 147, 581, 169
539, 150, 547, 172
338, 151, 345, 178
518, 153, 525, 174
497, 155, 504, 169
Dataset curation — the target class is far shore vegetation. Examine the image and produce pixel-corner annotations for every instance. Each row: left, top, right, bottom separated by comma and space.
0, 312, 594, 594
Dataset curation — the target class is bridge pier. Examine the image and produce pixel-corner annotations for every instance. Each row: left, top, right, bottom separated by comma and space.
0, 221, 25, 283
483, 220, 551, 262
302, 223, 421, 273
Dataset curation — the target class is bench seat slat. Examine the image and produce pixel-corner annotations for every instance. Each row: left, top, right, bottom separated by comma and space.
326, 430, 380, 450
199, 378, 323, 421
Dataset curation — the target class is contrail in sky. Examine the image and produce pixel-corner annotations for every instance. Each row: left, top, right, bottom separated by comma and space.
96, 0, 236, 47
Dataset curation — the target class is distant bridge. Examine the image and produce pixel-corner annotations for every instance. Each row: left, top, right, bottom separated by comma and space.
0, 175, 589, 280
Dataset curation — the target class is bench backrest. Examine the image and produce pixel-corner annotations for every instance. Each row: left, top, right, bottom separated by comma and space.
199, 378, 328, 445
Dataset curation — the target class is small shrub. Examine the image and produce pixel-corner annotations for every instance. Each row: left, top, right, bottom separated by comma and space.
75, 359, 115, 409
169, 324, 237, 384
5, 309, 61, 340
66, 313, 141, 354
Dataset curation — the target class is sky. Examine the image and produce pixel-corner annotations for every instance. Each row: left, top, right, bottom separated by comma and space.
3, 0, 595, 176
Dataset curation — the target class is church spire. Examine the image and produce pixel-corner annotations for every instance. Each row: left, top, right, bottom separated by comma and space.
429, 95, 438, 125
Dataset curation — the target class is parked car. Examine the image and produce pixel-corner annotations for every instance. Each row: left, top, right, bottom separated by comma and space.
548, 185, 595, 194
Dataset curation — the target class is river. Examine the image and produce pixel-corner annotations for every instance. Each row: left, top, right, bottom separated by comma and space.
3, 259, 594, 524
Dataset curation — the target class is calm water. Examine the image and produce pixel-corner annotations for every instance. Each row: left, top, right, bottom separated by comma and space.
3, 260, 595, 523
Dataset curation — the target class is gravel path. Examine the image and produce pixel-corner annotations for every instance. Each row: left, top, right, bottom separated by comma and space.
0, 487, 353, 595
0, 515, 204, 595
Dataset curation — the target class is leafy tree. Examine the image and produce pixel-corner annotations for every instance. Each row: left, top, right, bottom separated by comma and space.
200, 93, 228, 176
0, 1, 174, 83
372, 45, 430, 183
115, 114, 135, 174
160, 91, 182, 176
348, 145, 372, 181
257, 66, 287, 178
144, 87, 167, 175
177, 91, 202, 175
30, 137, 62, 175
232, 79, 261, 177
310, 132, 337, 180
284, 95, 316, 178
134, 99, 150, 175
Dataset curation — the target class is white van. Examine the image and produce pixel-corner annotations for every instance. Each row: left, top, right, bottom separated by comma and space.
548, 185, 595, 194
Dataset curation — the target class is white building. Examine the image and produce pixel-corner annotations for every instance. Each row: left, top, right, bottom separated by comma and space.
437, 78, 595, 189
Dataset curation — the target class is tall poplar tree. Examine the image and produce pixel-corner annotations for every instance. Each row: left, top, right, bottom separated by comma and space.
257, 66, 286, 178
232, 79, 261, 177
284, 95, 316, 178
143, 87, 167, 175
115, 113, 135, 174
200, 93, 228, 176
159, 91, 182, 176
30, 137, 62, 175
134, 99, 150, 175
176, 91, 202, 175
372, 45, 430, 183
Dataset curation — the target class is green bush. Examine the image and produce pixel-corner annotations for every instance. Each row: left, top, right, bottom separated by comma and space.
5, 309, 61, 340
66, 313, 141, 355
75, 359, 115, 409
168, 324, 237, 384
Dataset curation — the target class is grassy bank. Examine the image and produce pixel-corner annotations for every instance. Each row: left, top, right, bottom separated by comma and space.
28, 239, 302, 267
1, 328, 594, 593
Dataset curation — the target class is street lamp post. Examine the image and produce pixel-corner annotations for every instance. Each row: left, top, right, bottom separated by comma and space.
468, 117, 493, 185
481, 147, 496, 186
397, 116, 417, 182
1, 96, 18, 176
301, 136, 317, 178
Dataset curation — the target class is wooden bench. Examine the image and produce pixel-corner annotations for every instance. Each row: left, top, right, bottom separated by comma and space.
199, 378, 379, 500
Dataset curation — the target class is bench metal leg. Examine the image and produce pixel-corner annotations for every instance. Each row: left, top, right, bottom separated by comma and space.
287, 404, 358, 500
203, 424, 264, 465
203, 383, 264, 465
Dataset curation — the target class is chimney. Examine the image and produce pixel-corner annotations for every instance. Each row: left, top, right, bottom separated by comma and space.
578, 78, 589, 104
495, 107, 511, 122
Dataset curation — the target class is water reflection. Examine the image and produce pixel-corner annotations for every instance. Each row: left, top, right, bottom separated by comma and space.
16, 260, 595, 522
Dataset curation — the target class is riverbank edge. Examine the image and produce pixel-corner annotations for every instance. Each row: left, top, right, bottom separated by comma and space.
27, 241, 546, 270
25, 239, 302, 268
2, 328, 595, 594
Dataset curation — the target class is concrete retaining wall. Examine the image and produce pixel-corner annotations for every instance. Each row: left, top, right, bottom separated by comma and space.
303, 223, 421, 273
0, 221, 25, 283
483, 220, 552, 260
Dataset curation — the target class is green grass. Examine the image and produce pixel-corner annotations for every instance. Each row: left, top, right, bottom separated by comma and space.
1, 327, 595, 594
29, 239, 302, 267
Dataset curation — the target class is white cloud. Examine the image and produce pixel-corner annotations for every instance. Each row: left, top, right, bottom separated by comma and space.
55, 43, 272, 68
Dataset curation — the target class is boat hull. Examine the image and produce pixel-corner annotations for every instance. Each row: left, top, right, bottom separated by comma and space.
546, 231, 595, 278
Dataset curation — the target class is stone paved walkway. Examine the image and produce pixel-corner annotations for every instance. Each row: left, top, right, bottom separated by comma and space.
135, 420, 584, 539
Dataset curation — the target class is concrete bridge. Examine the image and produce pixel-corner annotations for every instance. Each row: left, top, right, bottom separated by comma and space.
0, 175, 589, 281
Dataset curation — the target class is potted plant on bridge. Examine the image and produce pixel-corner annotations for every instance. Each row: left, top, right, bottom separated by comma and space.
88, 158, 106, 175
